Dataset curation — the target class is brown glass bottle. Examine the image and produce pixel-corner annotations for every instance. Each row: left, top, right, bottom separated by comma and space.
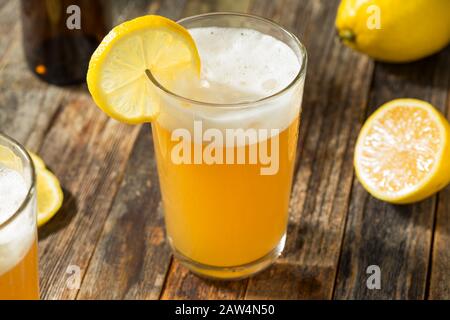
21, 0, 107, 85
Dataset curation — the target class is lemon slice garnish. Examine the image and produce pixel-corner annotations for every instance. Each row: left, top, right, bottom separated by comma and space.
354, 99, 450, 204
29, 151, 46, 170
28, 152, 64, 227
87, 15, 200, 124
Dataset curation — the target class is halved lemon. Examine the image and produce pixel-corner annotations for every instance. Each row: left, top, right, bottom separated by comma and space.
87, 15, 200, 124
28, 152, 64, 227
354, 99, 450, 204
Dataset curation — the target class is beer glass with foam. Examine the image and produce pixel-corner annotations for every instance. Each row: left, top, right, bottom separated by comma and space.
150, 13, 307, 279
0, 133, 39, 299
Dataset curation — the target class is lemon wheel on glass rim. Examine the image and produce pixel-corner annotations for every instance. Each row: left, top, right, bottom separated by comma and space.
87, 15, 201, 124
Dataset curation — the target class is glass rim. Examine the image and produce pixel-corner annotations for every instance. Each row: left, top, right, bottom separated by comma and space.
147, 12, 307, 109
0, 132, 36, 230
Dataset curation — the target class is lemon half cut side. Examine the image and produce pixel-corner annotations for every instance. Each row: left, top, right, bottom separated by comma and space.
354, 99, 450, 204
87, 15, 201, 124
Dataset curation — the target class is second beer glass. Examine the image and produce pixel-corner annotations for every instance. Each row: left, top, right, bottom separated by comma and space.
0, 133, 39, 299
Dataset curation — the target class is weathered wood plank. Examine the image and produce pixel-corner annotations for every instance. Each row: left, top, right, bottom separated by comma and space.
244, 0, 374, 299
76, 125, 168, 299
37, 91, 140, 299
429, 50, 450, 300
161, 260, 247, 300
334, 48, 450, 299
429, 187, 450, 299
0, 0, 9, 11
0, 0, 20, 63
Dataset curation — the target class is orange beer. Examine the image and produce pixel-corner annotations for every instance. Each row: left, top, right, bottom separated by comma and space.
0, 241, 39, 299
0, 133, 39, 299
150, 13, 307, 279
153, 117, 299, 268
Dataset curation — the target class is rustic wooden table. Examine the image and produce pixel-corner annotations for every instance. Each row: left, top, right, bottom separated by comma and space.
1, 0, 449, 300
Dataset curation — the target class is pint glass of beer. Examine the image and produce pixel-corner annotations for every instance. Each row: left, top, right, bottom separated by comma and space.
151, 13, 307, 279
0, 133, 39, 299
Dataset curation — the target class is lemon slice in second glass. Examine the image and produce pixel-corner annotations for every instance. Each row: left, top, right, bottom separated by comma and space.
354, 99, 450, 204
87, 15, 200, 124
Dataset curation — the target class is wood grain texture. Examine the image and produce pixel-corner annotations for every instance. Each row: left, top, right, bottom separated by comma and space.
161, 260, 248, 300
76, 125, 168, 299
0, 0, 20, 63
37, 91, 140, 299
428, 49, 450, 300
334, 48, 450, 299
244, 0, 374, 299
429, 187, 450, 299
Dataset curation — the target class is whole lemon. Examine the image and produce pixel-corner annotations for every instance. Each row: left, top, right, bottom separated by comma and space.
335, 0, 450, 63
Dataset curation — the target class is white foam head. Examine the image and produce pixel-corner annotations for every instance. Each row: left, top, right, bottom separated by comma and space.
0, 167, 27, 223
175, 27, 301, 104
0, 166, 35, 276
156, 26, 305, 144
